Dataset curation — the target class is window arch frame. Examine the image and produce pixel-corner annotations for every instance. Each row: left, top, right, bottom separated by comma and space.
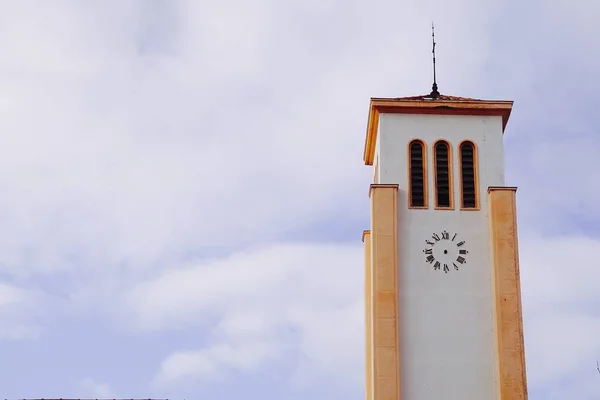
458, 140, 480, 210
432, 139, 454, 210
407, 139, 428, 209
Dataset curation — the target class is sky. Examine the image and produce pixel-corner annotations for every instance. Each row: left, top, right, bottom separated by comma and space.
0, 0, 599, 398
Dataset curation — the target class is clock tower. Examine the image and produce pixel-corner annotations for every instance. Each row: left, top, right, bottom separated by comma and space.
362, 93, 527, 399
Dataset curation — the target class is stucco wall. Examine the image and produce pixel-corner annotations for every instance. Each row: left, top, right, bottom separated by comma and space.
377, 113, 505, 400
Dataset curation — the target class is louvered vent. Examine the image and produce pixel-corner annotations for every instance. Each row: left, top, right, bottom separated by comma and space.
409, 141, 425, 207
435, 141, 451, 208
460, 142, 477, 208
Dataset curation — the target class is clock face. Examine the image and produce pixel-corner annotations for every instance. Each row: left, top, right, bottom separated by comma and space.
422, 230, 469, 273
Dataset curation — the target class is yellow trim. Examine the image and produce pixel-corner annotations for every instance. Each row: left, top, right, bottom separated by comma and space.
362, 229, 370, 242
364, 97, 513, 165
432, 139, 454, 210
407, 139, 429, 209
364, 105, 380, 165
363, 230, 373, 400
369, 184, 401, 400
369, 183, 400, 198
459, 140, 480, 210
488, 187, 528, 399
374, 155, 379, 184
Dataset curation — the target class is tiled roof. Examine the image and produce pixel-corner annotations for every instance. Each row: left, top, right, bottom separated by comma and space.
393, 93, 483, 101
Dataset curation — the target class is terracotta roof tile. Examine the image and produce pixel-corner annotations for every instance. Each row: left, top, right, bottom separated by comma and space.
393, 93, 483, 101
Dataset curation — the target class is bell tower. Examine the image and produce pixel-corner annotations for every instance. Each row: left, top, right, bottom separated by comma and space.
362, 93, 528, 399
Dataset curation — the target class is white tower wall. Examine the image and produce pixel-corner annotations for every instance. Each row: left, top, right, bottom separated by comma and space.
376, 113, 505, 400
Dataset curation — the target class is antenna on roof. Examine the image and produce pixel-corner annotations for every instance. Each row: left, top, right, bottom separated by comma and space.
430, 22, 440, 98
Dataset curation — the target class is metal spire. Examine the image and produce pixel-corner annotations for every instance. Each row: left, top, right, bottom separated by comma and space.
430, 22, 440, 98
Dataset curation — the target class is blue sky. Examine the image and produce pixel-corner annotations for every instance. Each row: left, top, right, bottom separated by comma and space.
0, 0, 599, 398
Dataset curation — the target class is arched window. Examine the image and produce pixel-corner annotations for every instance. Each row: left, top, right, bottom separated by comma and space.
408, 140, 427, 208
459, 141, 478, 209
433, 140, 453, 209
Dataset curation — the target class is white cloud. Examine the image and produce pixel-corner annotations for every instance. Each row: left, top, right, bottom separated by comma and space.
519, 235, 600, 390
156, 341, 280, 384
175, 0, 275, 83
520, 236, 600, 311
79, 377, 114, 397
524, 312, 600, 385
0, 283, 45, 339
122, 242, 363, 390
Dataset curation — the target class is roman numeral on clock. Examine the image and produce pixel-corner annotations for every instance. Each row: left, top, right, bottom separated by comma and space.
422, 232, 467, 273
